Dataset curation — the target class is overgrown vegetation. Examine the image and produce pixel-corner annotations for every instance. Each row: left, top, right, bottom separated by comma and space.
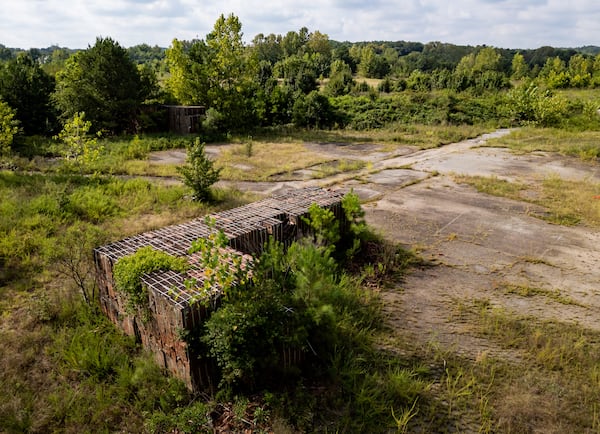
2, 15, 600, 434
113, 246, 189, 310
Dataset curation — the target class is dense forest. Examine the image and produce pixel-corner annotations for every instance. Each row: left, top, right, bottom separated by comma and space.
2, 12, 600, 434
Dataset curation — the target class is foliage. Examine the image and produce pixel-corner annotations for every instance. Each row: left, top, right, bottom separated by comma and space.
303, 203, 340, 248
113, 246, 189, 310
201, 194, 383, 395
325, 60, 355, 96
53, 37, 151, 134
0, 53, 56, 135
202, 238, 336, 391
0, 100, 19, 157
505, 82, 568, 126
177, 137, 221, 201
166, 14, 258, 131
275, 54, 318, 94
292, 91, 336, 128
54, 112, 103, 173
511, 52, 529, 80
187, 218, 251, 308
0, 167, 249, 432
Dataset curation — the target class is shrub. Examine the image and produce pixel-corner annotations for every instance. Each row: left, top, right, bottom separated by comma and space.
201, 193, 380, 392
113, 246, 189, 311
177, 138, 221, 202
505, 82, 568, 127
292, 91, 336, 129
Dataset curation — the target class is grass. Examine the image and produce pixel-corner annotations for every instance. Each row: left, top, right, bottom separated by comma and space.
370, 123, 491, 150
0, 166, 253, 433
216, 141, 333, 181
250, 123, 490, 151
477, 306, 600, 431
454, 174, 600, 227
486, 126, 600, 161
310, 159, 366, 179
496, 282, 583, 306
428, 298, 600, 433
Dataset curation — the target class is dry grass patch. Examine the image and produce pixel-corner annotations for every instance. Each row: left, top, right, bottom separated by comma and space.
216, 141, 333, 181
445, 300, 600, 432
486, 127, 600, 161
361, 123, 490, 151
118, 160, 180, 177
494, 384, 561, 434
455, 174, 600, 227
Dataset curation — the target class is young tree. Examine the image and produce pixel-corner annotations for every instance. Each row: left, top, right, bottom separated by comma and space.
0, 100, 19, 157
53, 37, 152, 133
55, 112, 103, 173
177, 138, 221, 202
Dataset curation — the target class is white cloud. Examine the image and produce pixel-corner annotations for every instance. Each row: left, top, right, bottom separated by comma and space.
0, 0, 598, 49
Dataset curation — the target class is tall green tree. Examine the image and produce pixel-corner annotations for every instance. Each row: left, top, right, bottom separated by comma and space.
568, 54, 592, 87
251, 33, 283, 65
166, 14, 257, 130
275, 54, 318, 94
539, 56, 570, 88
53, 37, 152, 133
165, 38, 210, 105
357, 45, 390, 78
0, 53, 56, 135
205, 13, 257, 128
454, 47, 508, 91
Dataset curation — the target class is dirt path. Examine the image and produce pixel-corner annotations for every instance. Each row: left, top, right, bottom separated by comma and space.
150, 131, 600, 360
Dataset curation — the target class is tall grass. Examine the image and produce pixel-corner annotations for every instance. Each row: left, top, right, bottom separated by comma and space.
0, 162, 253, 433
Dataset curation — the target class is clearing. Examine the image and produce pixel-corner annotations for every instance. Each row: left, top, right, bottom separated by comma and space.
150, 130, 600, 360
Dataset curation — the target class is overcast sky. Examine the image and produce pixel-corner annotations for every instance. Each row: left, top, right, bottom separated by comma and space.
1, 0, 599, 50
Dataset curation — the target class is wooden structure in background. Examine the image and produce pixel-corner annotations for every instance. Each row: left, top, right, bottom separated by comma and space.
94, 187, 345, 391
164, 105, 205, 134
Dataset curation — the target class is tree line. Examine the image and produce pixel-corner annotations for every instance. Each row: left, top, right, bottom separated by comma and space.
1, 13, 600, 153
